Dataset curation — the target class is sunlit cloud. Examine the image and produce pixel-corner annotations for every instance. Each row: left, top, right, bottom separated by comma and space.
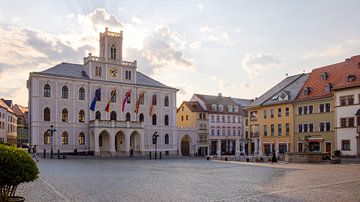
242, 53, 281, 78
198, 3, 204, 11
303, 39, 360, 59
198, 26, 231, 44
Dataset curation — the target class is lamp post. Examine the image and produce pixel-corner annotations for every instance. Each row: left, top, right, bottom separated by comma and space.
152, 131, 159, 159
47, 125, 57, 158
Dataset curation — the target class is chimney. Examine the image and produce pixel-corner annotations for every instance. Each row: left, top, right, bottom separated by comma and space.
218, 93, 222, 97
345, 58, 350, 62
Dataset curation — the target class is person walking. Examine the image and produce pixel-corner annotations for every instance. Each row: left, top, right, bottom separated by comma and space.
32, 145, 39, 162
271, 150, 277, 164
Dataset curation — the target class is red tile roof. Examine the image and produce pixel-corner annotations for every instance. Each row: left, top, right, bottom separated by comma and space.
0, 99, 15, 114
296, 56, 353, 101
333, 55, 360, 90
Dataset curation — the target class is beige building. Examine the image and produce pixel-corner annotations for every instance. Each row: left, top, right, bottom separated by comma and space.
0, 99, 17, 145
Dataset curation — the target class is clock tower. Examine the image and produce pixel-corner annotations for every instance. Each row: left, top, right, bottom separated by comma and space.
99, 27, 123, 61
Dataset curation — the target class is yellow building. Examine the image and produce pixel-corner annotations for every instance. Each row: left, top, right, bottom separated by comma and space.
176, 101, 209, 156
247, 73, 309, 156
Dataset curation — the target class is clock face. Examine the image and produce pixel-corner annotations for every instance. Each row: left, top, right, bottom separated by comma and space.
109, 67, 118, 78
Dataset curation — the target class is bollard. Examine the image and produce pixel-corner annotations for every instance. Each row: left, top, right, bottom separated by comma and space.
160, 152, 162, 159
43, 149, 46, 158
57, 149, 60, 159
149, 152, 152, 159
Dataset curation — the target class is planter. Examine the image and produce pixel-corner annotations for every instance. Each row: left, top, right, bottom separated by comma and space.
0, 196, 25, 202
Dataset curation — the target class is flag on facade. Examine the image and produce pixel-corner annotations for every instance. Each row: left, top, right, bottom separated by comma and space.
149, 94, 157, 115
105, 89, 116, 112
90, 88, 101, 111
135, 91, 145, 113
122, 90, 132, 112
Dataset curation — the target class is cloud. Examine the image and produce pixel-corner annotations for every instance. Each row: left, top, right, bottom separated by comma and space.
242, 53, 281, 77
189, 41, 202, 49
209, 76, 230, 90
0, 87, 21, 98
132, 17, 142, 25
302, 39, 360, 59
86, 8, 123, 31
175, 86, 186, 95
127, 25, 195, 75
198, 3, 204, 11
241, 82, 251, 88
198, 26, 231, 44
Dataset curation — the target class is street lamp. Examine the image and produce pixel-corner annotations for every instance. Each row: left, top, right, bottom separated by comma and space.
47, 125, 57, 158
152, 131, 159, 159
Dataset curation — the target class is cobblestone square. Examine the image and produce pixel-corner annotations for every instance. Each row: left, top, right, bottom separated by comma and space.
16, 157, 360, 201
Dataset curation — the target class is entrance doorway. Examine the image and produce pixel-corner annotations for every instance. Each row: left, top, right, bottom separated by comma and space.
181, 135, 190, 156
326, 142, 331, 154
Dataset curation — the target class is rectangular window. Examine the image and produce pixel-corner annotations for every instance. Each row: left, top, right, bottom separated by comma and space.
211, 129, 214, 135
340, 118, 347, 128
319, 104, 324, 113
264, 125, 268, 136
309, 105, 313, 114
326, 122, 331, 131
286, 107, 289, 117
278, 124, 282, 136
263, 110, 267, 119
278, 108, 282, 117
298, 107, 302, 115
304, 106, 308, 115
286, 123, 290, 135
309, 123, 313, 132
348, 117, 354, 127
340, 96, 347, 106
348, 95, 354, 105
320, 123, 325, 132
325, 103, 331, 112
271, 124, 274, 136
304, 124, 308, 132
341, 140, 351, 150
270, 109, 274, 118
298, 124, 303, 133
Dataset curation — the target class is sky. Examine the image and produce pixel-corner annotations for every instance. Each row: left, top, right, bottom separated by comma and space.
1, 0, 360, 107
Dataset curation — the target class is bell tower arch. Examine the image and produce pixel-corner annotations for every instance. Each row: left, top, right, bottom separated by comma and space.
99, 27, 123, 61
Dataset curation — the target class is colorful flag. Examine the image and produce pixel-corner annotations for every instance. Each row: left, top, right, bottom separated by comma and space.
135, 91, 145, 113
90, 88, 101, 111
122, 90, 132, 112
105, 89, 116, 112
149, 94, 157, 115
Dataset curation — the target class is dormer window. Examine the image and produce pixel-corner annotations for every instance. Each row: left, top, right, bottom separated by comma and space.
110, 45, 116, 59
304, 87, 311, 96
228, 106, 233, 112
219, 105, 224, 112
271, 95, 279, 100
212, 104, 217, 111
347, 75, 356, 82
324, 83, 333, 93
321, 72, 329, 80
234, 106, 239, 112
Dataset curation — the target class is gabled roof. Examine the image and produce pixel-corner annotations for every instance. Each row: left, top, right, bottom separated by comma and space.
0, 99, 15, 114
11, 104, 28, 116
180, 101, 206, 113
296, 58, 350, 101
334, 55, 360, 90
231, 98, 253, 107
36, 62, 176, 90
247, 73, 307, 107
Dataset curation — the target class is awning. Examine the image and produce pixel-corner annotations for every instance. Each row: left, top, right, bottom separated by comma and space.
305, 138, 324, 142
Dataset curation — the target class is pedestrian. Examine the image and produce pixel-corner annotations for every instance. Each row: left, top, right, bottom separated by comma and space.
32, 145, 39, 162
272, 150, 277, 164
130, 148, 133, 158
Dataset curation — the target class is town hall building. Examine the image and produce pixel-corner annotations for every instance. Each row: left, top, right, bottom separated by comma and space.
28, 28, 178, 156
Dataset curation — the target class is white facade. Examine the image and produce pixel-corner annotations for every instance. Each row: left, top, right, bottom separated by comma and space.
335, 88, 360, 157
28, 29, 178, 156
0, 100, 17, 144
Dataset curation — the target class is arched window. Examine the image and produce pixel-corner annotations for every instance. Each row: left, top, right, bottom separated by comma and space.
62, 86, 69, 99
95, 111, 101, 120
110, 45, 116, 59
152, 114, 157, 125
129, 71, 131, 80
126, 113, 131, 121
62, 108, 68, 122
79, 87, 85, 100
62, 132, 68, 145
164, 115, 169, 126
165, 134, 169, 144
79, 132, 85, 145
44, 84, 51, 97
44, 108, 50, 121
139, 113, 144, 122
95, 66, 102, 77
110, 111, 117, 121
99, 134, 103, 147
164, 96, 169, 107
44, 132, 50, 144
79, 110, 85, 123
152, 94, 157, 105
125, 71, 128, 79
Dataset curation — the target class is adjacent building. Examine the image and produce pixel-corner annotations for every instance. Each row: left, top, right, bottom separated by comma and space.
190, 93, 251, 156
246, 74, 309, 156
334, 55, 360, 157
0, 99, 17, 144
28, 28, 178, 156
11, 104, 29, 146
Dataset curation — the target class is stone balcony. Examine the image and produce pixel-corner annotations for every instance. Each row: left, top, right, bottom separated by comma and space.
84, 55, 137, 67
89, 120, 144, 129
